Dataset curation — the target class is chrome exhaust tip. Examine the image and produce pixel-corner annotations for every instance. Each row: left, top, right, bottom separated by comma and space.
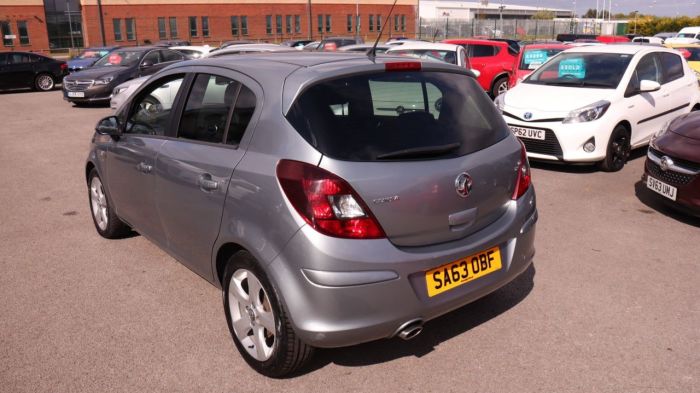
396, 319, 424, 341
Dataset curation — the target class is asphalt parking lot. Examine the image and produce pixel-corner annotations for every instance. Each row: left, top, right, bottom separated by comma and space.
1, 90, 698, 392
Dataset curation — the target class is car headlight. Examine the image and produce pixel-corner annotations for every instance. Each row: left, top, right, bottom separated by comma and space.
494, 93, 505, 113
563, 100, 610, 124
94, 77, 114, 85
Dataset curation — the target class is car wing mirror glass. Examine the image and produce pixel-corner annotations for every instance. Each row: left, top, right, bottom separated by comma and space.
96, 116, 121, 136
638, 79, 661, 93
140, 60, 154, 68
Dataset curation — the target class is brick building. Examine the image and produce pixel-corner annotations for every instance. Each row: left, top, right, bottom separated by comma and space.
1, 0, 417, 53
0, 0, 51, 53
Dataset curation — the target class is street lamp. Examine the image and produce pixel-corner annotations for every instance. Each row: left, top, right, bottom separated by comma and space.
498, 3, 505, 38
633, 10, 638, 34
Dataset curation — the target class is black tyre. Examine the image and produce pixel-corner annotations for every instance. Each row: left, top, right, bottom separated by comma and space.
87, 168, 131, 238
598, 125, 631, 172
223, 250, 313, 377
491, 76, 509, 98
34, 73, 55, 91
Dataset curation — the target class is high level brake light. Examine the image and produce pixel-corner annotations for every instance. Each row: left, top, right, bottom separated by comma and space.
277, 160, 386, 239
512, 141, 532, 200
385, 62, 421, 72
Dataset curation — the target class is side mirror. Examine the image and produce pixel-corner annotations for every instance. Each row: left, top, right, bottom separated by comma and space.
639, 79, 661, 93
96, 116, 120, 136
140, 59, 154, 69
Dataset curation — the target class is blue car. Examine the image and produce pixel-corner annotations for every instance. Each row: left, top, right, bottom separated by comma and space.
67, 46, 120, 72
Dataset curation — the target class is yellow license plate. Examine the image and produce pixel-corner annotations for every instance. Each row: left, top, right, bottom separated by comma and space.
425, 247, 502, 297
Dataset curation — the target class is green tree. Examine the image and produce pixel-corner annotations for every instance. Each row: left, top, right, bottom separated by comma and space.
531, 10, 555, 20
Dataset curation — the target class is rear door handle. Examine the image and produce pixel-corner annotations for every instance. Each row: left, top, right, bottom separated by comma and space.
136, 162, 153, 173
198, 174, 219, 192
662, 93, 670, 98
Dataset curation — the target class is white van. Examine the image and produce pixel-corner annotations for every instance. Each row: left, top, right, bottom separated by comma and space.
665, 26, 700, 44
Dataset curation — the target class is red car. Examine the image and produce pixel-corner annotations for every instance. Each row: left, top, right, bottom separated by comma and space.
596, 35, 631, 43
643, 111, 700, 216
509, 43, 569, 88
443, 38, 518, 97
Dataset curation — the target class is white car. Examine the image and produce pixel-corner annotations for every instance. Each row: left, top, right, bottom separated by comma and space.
495, 44, 700, 171
664, 26, 700, 45
170, 45, 213, 59
110, 76, 182, 111
385, 42, 480, 77
631, 36, 664, 45
205, 44, 295, 57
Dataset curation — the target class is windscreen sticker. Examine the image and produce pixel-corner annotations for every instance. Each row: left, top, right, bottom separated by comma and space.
558, 58, 586, 79
107, 53, 123, 65
524, 50, 549, 69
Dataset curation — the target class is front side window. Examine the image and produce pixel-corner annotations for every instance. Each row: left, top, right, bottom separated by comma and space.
158, 17, 167, 39
169, 17, 178, 38
126, 76, 185, 136
125, 18, 135, 41
660, 52, 684, 83
1, 21, 13, 46
189, 16, 198, 37
113, 18, 122, 41
202, 16, 209, 37
287, 71, 507, 161
526, 52, 632, 89
17, 21, 29, 45
178, 74, 255, 145
160, 49, 183, 62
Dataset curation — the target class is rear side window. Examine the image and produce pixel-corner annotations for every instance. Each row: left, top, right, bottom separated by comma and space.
160, 49, 184, 62
286, 71, 508, 161
659, 52, 684, 83
471, 44, 496, 57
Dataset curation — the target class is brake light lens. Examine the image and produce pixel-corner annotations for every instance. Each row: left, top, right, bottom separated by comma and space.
512, 142, 532, 200
60, 63, 68, 71
385, 62, 421, 72
277, 160, 386, 239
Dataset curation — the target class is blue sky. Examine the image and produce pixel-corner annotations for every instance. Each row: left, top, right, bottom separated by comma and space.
499, 0, 699, 17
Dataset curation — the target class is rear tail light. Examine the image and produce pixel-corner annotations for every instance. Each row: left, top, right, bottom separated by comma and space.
512, 141, 532, 200
276, 160, 386, 239
60, 63, 68, 71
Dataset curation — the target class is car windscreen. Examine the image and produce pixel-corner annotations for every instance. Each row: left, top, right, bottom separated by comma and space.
677, 33, 698, 38
524, 52, 632, 88
519, 48, 565, 70
389, 50, 458, 65
286, 71, 508, 161
93, 50, 143, 67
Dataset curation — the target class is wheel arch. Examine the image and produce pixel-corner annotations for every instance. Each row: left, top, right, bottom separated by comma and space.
215, 242, 246, 286
490, 72, 511, 91
85, 161, 96, 184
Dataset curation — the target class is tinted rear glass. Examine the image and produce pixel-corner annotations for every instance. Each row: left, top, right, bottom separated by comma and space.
286, 71, 508, 161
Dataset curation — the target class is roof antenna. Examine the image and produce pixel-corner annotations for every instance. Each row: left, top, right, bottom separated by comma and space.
368, 0, 399, 61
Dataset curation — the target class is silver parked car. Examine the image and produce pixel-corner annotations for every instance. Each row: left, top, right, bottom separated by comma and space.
86, 52, 537, 377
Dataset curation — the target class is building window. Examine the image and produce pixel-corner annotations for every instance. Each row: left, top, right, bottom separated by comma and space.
377, 15, 382, 31
189, 16, 197, 37
169, 17, 178, 38
276, 15, 282, 34
231, 16, 239, 36
317, 15, 323, 34
241, 16, 248, 35
369, 15, 374, 32
401, 15, 406, 32
16, 21, 29, 45
125, 18, 135, 40
347, 15, 352, 33
158, 17, 167, 39
265, 15, 272, 35
113, 18, 122, 41
325, 15, 331, 33
1, 21, 13, 46
286, 15, 292, 34
202, 16, 209, 37
294, 15, 300, 34
394, 15, 399, 32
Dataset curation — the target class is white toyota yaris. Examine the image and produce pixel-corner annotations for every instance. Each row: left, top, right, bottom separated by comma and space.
496, 45, 700, 171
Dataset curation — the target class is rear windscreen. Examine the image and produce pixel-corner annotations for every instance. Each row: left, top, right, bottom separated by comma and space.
286, 71, 509, 161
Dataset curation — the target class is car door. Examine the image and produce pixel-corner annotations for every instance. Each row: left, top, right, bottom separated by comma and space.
104, 74, 186, 245
624, 53, 667, 146
5, 53, 34, 89
658, 51, 695, 118
0, 53, 8, 89
467, 44, 495, 91
155, 71, 259, 279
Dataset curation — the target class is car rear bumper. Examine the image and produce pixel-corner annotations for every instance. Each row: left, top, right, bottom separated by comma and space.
266, 186, 537, 348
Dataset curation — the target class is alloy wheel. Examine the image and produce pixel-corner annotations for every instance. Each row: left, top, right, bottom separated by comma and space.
37, 75, 54, 91
90, 176, 108, 231
228, 269, 277, 361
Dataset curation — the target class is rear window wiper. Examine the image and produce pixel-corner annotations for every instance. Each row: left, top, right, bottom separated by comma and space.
376, 142, 461, 160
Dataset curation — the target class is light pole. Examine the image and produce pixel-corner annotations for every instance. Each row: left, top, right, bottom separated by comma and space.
65, 0, 75, 49
633, 10, 638, 34
498, 3, 505, 38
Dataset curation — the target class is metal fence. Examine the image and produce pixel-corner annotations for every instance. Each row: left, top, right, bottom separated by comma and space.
417, 18, 618, 41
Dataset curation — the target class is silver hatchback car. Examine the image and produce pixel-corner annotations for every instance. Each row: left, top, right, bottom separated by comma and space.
86, 52, 537, 377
